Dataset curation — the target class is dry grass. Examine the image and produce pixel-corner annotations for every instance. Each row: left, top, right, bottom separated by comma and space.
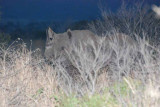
0, 40, 60, 107
1, 32, 160, 107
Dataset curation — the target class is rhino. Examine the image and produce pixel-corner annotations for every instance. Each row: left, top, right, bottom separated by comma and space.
44, 27, 98, 64
44, 27, 137, 64
44, 27, 139, 80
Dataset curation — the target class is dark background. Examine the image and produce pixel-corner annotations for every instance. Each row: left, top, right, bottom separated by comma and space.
1, 0, 159, 22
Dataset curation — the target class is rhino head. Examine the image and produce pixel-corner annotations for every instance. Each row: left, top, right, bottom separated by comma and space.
44, 27, 72, 60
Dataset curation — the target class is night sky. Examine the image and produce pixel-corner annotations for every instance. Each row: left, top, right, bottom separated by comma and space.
0, 0, 160, 22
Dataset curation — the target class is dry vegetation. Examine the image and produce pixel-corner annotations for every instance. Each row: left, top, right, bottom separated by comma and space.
1, 32, 160, 107
0, 40, 60, 106
1, 2, 160, 107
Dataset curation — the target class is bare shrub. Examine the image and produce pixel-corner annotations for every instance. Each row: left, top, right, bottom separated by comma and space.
90, 1, 160, 43
51, 36, 110, 96
52, 30, 138, 96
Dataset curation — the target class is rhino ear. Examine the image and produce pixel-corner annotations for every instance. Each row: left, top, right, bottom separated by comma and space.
67, 29, 72, 39
48, 27, 56, 38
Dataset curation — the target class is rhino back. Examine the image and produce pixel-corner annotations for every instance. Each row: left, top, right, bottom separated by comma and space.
69, 30, 98, 47
105, 33, 137, 47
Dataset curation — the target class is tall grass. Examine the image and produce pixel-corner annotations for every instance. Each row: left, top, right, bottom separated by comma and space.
1, 36, 160, 106
0, 39, 60, 106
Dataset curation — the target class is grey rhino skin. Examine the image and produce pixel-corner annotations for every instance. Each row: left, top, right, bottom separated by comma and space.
44, 27, 137, 66
44, 27, 98, 62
